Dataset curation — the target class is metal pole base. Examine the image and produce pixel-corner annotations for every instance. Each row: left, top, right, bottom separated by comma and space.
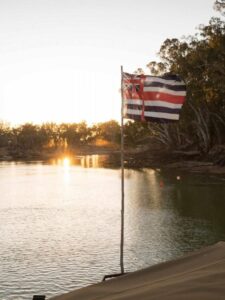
102, 272, 128, 281
33, 296, 46, 300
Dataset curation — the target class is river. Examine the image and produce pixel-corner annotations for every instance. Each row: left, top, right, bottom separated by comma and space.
0, 155, 225, 299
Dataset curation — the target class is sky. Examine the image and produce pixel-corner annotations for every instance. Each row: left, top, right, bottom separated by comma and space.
0, 0, 220, 125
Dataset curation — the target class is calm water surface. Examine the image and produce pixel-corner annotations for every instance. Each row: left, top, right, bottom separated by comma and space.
0, 156, 225, 299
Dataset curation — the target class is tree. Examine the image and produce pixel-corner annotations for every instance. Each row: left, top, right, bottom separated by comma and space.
93, 120, 120, 144
146, 1, 225, 153
0, 122, 11, 147
15, 123, 48, 150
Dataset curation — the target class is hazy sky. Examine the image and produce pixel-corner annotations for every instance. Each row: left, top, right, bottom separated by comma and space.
0, 0, 219, 125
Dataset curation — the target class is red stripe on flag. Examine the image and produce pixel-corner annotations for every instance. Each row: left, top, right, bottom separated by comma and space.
142, 92, 185, 104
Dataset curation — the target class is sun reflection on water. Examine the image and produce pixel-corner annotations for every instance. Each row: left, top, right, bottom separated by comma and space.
50, 154, 105, 169
49, 157, 72, 183
62, 157, 71, 184
63, 157, 70, 168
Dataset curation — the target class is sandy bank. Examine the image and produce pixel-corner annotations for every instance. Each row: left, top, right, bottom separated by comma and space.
51, 242, 225, 300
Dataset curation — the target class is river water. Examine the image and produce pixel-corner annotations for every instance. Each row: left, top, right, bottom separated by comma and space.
0, 155, 225, 299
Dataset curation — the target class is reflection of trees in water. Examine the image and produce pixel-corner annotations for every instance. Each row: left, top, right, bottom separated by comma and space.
172, 183, 225, 233
123, 170, 225, 269
79, 154, 120, 168
124, 169, 186, 267
125, 169, 163, 210
80, 155, 99, 168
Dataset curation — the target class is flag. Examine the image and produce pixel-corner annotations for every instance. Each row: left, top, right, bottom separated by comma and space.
122, 73, 186, 122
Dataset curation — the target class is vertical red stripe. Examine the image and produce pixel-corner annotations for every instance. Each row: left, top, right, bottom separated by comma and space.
140, 76, 145, 121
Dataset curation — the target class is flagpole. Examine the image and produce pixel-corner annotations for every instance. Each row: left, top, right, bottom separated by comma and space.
102, 66, 125, 281
120, 65, 125, 274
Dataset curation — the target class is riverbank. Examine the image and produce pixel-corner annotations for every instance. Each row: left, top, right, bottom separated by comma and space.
1, 143, 225, 175
123, 147, 225, 175
51, 242, 225, 300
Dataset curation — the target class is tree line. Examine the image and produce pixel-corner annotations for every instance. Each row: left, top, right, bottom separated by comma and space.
0, 121, 115, 151
0, 120, 151, 155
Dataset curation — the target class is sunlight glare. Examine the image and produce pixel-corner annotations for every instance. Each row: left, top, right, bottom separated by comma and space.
63, 157, 71, 168
62, 157, 71, 184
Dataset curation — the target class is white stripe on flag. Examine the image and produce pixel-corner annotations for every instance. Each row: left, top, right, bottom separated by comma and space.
125, 99, 142, 105
145, 77, 185, 86
145, 111, 180, 120
125, 99, 182, 109
126, 109, 142, 116
144, 87, 186, 96
145, 100, 182, 109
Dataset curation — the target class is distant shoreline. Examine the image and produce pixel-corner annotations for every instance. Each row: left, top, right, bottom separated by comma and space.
1, 145, 225, 175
